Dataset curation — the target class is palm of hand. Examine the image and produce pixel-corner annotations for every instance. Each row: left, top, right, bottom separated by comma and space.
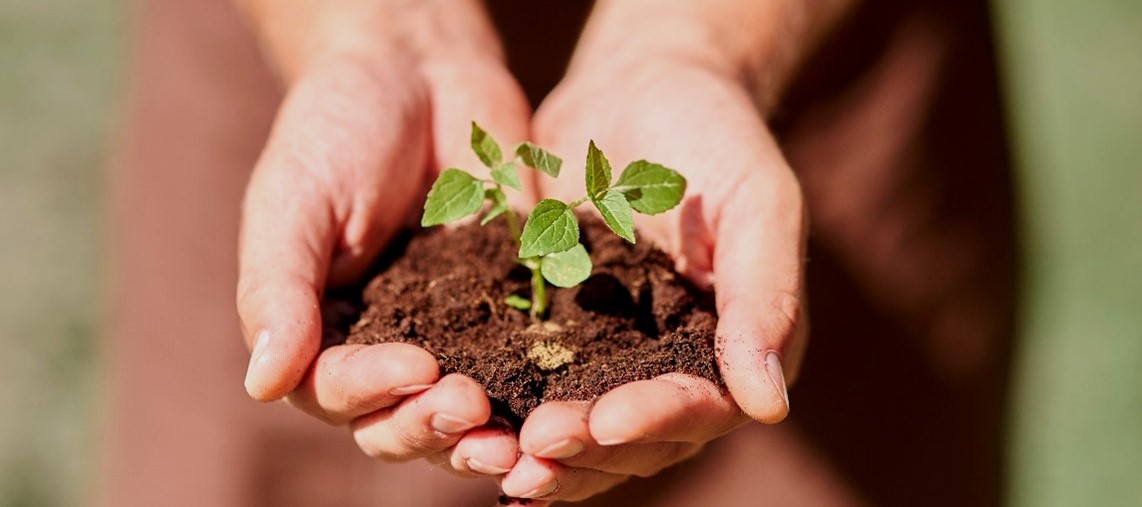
239, 52, 806, 505
493, 60, 808, 502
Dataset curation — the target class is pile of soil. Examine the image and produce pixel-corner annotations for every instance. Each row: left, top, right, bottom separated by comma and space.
321, 216, 721, 427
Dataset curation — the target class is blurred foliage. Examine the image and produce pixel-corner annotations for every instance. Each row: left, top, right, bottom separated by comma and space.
0, 0, 123, 505
993, 0, 1142, 505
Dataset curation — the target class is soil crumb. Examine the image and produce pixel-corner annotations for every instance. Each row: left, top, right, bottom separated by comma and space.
322, 215, 721, 427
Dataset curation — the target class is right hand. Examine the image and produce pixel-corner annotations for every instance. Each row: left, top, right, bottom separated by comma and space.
235, 0, 535, 479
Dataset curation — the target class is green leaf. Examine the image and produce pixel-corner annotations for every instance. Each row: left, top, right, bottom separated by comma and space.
540, 243, 593, 288
470, 121, 502, 167
613, 160, 687, 215
585, 140, 612, 197
491, 162, 520, 190
504, 294, 532, 310
421, 168, 485, 226
481, 188, 508, 226
592, 189, 636, 243
513, 142, 562, 177
519, 199, 579, 258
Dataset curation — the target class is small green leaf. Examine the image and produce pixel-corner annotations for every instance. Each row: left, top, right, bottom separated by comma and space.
470, 121, 502, 167
491, 162, 520, 190
540, 243, 593, 288
421, 168, 485, 226
504, 294, 532, 310
481, 188, 508, 226
513, 142, 562, 177
519, 199, 579, 258
613, 160, 687, 215
592, 189, 636, 243
585, 140, 612, 197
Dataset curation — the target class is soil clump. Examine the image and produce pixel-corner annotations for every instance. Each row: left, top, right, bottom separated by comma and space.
322, 216, 721, 427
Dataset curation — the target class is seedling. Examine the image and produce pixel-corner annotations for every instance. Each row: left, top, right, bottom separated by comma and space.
422, 122, 686, 320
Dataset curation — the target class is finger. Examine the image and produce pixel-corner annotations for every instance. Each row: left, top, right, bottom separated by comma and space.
285, 343, 440, 425
350, 373, 491, 462
559, 441, 701, 478
501, 455, 631, 502
589, 373, 746, 445
237, 59, 431, 401
714, 168, 807, 423
443, 423, 521, 477
237, 160, 334, 401
519, 401, 591, 460
519, 397, 708, 477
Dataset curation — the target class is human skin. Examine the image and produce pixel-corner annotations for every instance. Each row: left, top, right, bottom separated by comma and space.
502, 0, 853, 502
235, 0, 535, 477
234, 0, 851, 503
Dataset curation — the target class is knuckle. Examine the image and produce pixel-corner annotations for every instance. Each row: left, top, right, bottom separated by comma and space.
235, 277, 261, 316
562, 445, 614, 469
353, 431, 400, 461
378, 352, 424, 383
350, 414, 424, 462
338, 391, 372, 416
768, 289, 803, 345
397, 425, 452, 456
353, 431, 424, 463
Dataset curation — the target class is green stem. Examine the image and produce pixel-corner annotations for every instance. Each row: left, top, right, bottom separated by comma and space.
529, 262, 546, 321
504, 205, 521, 246
498, 184, 551, 321
567, 195, 590, 208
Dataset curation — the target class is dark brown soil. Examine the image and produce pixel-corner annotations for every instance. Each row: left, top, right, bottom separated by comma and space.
321, 215, 721, 427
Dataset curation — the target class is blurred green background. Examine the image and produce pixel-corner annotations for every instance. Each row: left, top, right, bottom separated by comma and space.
0, 0, 1138, 505
1, 0, 121, 505
995, 0, 1142, 505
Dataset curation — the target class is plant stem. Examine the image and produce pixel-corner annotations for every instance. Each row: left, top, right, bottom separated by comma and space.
504, 206, 521, 246
504, 204, 544, 320
529, 262, 546, 321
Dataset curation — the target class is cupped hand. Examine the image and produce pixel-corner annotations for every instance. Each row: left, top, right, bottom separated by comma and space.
501, 54, 808, 502
236, 45, 535, 477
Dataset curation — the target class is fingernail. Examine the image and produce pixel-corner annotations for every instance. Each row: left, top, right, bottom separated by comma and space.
535, 438, 584, 459
521, 480, 559, 499
388, 384, 432, 397
431, 413, 478, 434
244, 330, 271, 391
465, 457, 510, 475
595, 437, 631, 446
765, 351, 790, 412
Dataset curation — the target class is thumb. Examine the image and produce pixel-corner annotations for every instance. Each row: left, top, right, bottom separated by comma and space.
237, 58, 430, 401
237, 162, 334, 402
713, 170, 808, 424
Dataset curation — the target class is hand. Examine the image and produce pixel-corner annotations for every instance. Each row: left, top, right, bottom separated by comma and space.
499, 12, 814, 502
235, 0, 534, 479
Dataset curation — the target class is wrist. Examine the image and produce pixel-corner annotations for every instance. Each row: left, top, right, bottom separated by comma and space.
572, 0, 850, 111
236, 0, 505, 84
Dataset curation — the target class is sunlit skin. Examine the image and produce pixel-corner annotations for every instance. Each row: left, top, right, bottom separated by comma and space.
234, 0, 850, 503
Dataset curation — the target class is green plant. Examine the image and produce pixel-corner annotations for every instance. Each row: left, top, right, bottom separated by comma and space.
422, 122, 687, 320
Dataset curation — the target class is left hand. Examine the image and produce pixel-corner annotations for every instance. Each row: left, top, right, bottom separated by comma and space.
498, 42, 809, 504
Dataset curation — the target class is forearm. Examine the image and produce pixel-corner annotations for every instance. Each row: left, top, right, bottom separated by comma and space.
572, 0, 855, 112
233, 0, 505, 83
